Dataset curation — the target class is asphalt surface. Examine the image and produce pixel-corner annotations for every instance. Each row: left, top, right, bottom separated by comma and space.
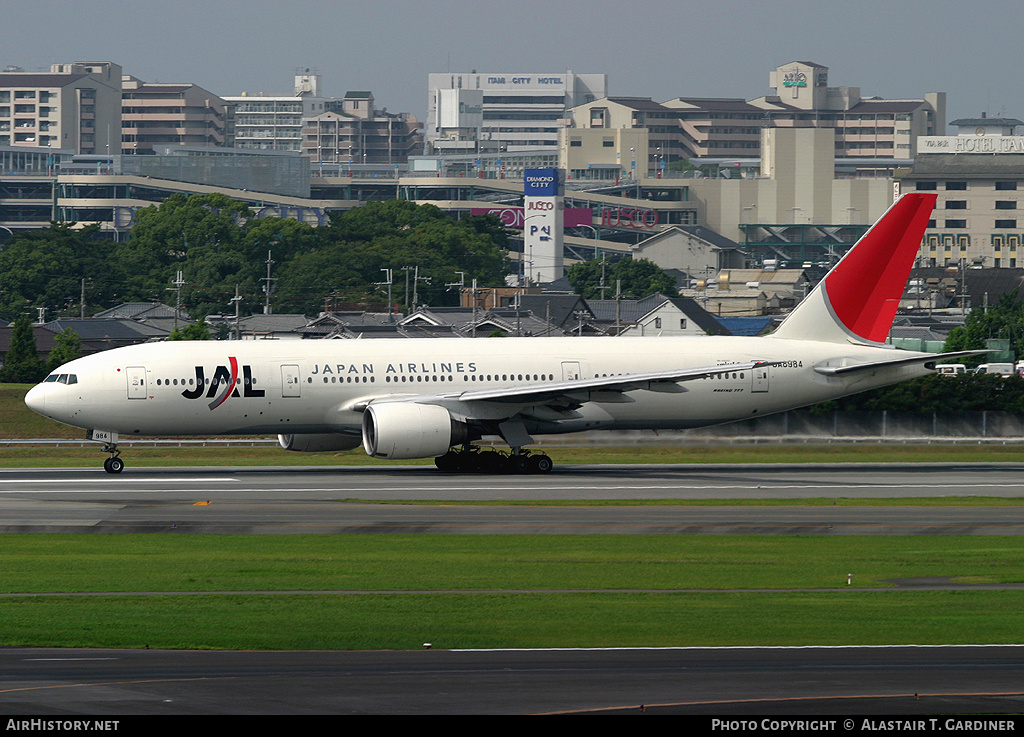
3, 462, 1024, 716
1, 462, 1024, 535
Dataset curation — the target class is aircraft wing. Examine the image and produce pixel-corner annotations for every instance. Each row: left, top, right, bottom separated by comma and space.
365, 361, 765, 409
812, 350, 989, 377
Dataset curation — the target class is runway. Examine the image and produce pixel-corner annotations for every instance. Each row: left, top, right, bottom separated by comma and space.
1, 462, 1023, 534
3, 645, 1024, 715
3, 462, 1024, 715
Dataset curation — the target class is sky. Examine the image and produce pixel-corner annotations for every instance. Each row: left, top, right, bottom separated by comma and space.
4, 0, 1023, 129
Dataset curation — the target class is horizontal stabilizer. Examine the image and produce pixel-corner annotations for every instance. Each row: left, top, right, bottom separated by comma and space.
813, 350, 989, 377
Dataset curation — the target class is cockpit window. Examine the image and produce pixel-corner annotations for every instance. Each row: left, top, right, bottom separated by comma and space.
44, 374, 77, 385
44, 374, 59, 382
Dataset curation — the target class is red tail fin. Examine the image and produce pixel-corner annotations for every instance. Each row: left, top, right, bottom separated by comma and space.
771, 193, 936, 344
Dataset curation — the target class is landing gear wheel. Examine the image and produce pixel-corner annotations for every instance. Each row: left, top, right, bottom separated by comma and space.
528, 454, 553, 474
507, 454, 530, 474
434, 451, 460, 472
103, 456, 124, 474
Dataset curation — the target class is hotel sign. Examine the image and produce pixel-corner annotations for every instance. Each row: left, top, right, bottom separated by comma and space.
918, 136, 1024, 154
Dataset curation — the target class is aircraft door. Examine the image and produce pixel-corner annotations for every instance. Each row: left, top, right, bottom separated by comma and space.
752, 364, 769, 393
281, 364, 301, 397
126, 366, 148, 399
561, 361, 581, 381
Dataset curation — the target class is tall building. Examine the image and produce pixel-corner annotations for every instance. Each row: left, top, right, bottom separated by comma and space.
899, 117, 1024, 269
121, 76, 230, 154
662, 61, 945, 167
0, 61, 122, 155
301, 91, 422, 165
224, 73, 330, 152
426, 71, 606, 155
568, 61, 944, 175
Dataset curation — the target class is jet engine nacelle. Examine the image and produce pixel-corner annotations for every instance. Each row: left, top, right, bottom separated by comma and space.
361, 402, 466, 459
278, 433, 362, 453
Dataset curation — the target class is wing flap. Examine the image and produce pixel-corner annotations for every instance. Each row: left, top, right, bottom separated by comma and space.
446, 361, 763, 406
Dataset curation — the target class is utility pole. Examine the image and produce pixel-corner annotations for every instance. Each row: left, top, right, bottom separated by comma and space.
402, 265, 413, 311
80, 277, 90, 320
379, 269, 394, 323
412, 265, 431, 309
471, 278, 478, 338
261, 250, 276, 315
167, 270, 186, 331
230, 285, 243, 341
615, 279, 622, 335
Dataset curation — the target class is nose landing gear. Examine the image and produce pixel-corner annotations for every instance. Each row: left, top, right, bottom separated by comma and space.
101, 442, 124, 474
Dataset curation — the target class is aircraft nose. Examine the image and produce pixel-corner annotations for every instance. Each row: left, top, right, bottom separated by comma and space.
24, 383, 46, 415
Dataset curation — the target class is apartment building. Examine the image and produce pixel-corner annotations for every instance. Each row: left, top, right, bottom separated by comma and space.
0, 62, 122, 155
121, 76, 229, 154
224, 72, 331, 153
301, 91, 422, 165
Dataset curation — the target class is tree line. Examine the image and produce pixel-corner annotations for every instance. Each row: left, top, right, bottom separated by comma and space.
0, 195, 513, 321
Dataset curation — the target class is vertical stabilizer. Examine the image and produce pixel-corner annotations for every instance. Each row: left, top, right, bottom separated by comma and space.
770, 192, 936, 344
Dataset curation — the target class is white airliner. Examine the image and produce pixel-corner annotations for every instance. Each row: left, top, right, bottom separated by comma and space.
25, 192, 976, 474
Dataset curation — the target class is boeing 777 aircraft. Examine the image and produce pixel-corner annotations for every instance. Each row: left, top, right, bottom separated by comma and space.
25, 192, 975, 474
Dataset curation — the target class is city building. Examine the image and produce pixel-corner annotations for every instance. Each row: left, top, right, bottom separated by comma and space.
568, 61, 944, 177
224, 72, 331, 153
301, 91, 422, 166
121, 76, 230, 154
898, 118, 1024, 269
426, 71, 606, 155
0, 62, 122, 155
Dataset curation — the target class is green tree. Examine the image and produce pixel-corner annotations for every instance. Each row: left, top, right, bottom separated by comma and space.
116, 193, 253, 310
47, 328, 81, 373
567, 257, 677, 300
943, 289, 1024, 366
0, 315, 46, 383
0, 224, 113, 319
277, 201, 511, 313
167, 319, 212, 341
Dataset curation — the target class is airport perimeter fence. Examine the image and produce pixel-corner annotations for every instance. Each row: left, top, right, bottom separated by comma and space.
8, 410, 1024, 448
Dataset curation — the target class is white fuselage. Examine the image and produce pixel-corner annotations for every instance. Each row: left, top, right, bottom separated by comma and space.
26, 335, 929, 441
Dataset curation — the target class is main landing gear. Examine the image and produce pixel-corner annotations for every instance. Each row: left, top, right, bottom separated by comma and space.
434, 447, 553, 474
101, 442, 124, 474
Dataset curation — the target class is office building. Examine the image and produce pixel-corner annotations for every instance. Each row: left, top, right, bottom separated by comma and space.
0, 62, 122, 155
426, 71, 606, 155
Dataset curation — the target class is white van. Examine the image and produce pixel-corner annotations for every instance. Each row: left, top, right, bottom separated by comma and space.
977, 363, 1015, 376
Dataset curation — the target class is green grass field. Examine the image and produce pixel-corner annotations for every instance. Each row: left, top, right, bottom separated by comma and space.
3, 382, 1024, 651
1, 535, 1023, 650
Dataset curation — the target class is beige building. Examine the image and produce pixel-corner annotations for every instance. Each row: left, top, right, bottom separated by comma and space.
0, 61, 122, 155
569, 61, 944, 175
558, 125, 649, 181
121, 76, 229, 154
899, 119, 1024, 268
302, 92, 422, 165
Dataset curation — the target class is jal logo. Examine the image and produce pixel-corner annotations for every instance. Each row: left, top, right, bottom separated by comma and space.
182, 357, 265, 410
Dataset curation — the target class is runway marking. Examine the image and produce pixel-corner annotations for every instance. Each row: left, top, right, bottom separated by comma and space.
3, 481, 1024, 496
544, 689, 1024, 714
0, 477, 238, 484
